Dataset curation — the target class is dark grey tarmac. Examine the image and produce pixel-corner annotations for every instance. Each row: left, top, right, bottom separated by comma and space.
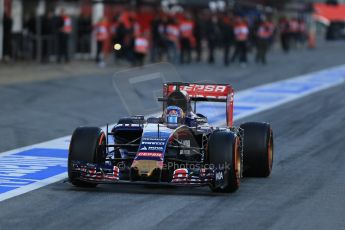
0, 42, 345, 230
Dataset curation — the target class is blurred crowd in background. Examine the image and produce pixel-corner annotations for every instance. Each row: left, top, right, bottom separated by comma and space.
1, 3, 318, 68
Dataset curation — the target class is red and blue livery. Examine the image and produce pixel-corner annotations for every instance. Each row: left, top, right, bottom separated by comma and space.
68, 82, 274, 193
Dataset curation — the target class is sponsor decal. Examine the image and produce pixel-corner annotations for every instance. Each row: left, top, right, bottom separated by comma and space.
139, 145, 164, 152
215, 171, 224, 181
147, 146, 164, 151
135, 152, 163, 161
139, 136, 167, 153
140, 146, 148, 151
137, 152, 163, 158
181, 84, 228, 93
141, 141, 165, 146
169, 84, 229, 94
167, 84, 230, 100
142, 137, 166, 142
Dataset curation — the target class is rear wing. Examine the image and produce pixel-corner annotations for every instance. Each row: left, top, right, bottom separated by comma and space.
163, 82, 234, 127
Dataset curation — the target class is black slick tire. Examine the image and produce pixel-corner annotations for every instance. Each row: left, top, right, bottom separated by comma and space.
240, 122, 273, 177
68, 127, 106, 187
208, 130, 241, 193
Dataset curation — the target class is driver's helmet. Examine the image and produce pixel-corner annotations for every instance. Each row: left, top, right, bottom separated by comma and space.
165, 106, 184, 128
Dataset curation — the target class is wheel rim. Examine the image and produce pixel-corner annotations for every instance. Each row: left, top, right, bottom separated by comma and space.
96, 132, 106, 163
99, 132, 105, 145
234, 137, 241, 185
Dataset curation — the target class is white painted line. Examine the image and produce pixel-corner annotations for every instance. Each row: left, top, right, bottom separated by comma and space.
129, 73, 162, 84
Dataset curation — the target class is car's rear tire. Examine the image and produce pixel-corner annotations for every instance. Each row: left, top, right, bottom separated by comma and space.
208, 130, 241, 193
68, 127, 106, 187
240, 122, 273, 177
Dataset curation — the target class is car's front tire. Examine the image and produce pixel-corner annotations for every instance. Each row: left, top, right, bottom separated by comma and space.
208, 130, 241, 193
68, 127, 106, 187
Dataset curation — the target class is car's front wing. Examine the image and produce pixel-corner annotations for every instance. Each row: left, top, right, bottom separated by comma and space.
70, 161, 215, 187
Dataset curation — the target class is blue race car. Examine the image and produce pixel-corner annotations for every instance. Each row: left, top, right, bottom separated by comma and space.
68, 82, 273, 193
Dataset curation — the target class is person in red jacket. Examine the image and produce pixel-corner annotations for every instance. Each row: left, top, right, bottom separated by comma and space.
255, 17, 274, 64
220, 14, 234, 66
297, 18, 306, 48
232, 16, 249, 67
94, 17, 109, 67
279, 17, 290, 53
57, 9, 72, 63
289, 17, 299, 48
165, 18, 180, 63
134, 33, 149, 66
179, 15, 194, 64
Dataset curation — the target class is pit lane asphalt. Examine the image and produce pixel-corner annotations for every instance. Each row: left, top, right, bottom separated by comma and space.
1, 42, 345, 230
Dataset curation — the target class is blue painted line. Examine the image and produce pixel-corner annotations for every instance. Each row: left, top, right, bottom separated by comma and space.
0, 178, 38, 193
233, 106, 258, 117
255, 82, 321, 94
0, 148, 67, 194
207, 113, 225, 124
234, 105, 257, 111
236, 94, 285, 103
206, 105, 258, 124
16, 148, 68, 158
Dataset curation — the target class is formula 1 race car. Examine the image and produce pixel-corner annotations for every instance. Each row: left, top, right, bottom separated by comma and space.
68, 82, 273, 193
